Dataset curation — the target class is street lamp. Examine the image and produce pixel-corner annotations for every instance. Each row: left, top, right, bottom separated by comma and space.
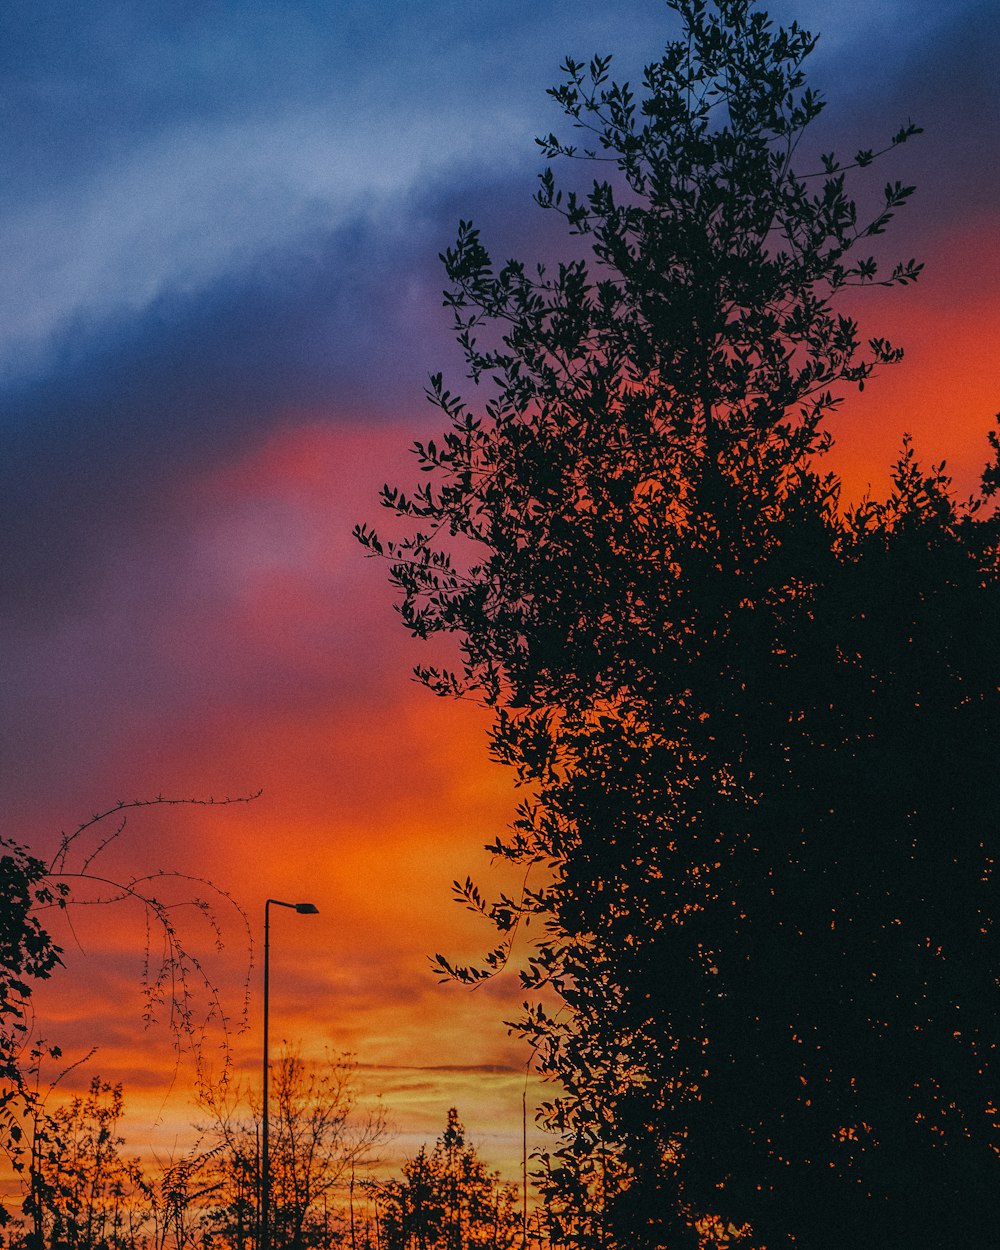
261, 898, 319, 1250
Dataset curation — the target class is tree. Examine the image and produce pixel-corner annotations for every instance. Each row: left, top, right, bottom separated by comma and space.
199, 1048, 387, 1250
10, 1050, 386, 1250
22, 1075, 148, 1250
0, 796, 255, 1213
14, 1064, 229, 1250
367, 1109, 520, 1250
358, 1, 1000, 1246
0, 841, 66, 1175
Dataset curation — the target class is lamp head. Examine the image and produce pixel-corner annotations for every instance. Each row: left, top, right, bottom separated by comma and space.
294, 902, 319, 914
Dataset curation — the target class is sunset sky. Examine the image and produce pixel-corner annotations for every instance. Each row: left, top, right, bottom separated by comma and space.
2, 0, 998, 1187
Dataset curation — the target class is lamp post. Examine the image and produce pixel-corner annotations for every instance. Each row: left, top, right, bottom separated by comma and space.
261, 898, 319, 1250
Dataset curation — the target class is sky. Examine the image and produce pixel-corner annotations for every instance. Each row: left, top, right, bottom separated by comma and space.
2, 0, 999, 1190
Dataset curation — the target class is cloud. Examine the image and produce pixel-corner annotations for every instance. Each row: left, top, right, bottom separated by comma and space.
883, 0, 1000, 216
0, 144, 587, 642
0, 0, 678, 388
0, 106, 530, 386
0, 198, 445, 622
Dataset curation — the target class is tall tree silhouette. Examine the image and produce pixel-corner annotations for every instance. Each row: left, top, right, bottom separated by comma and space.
366, 1108, 520, 1250
359, 0, 1000, 1246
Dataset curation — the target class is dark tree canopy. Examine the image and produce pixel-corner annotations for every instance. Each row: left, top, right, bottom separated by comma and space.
367, 1108, 521, 1250
0, 840, 64, 1085
359, 1, 1000, 1246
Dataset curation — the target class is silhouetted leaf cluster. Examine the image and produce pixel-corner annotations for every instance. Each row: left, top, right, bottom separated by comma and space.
364, 1108, 521, 1250
0, 842, 66, 1096
360, 1, 1000, 1247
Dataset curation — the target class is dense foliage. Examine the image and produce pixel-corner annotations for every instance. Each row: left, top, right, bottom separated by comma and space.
359, 1, 1000, 1246
366, 1108, 521, 1250
0, 842, 64, 1072
0, 841, 65, 1185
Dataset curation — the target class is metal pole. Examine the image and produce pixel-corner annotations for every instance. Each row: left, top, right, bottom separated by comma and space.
260, 898, 318, 1250
262, 899, 271, 1250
